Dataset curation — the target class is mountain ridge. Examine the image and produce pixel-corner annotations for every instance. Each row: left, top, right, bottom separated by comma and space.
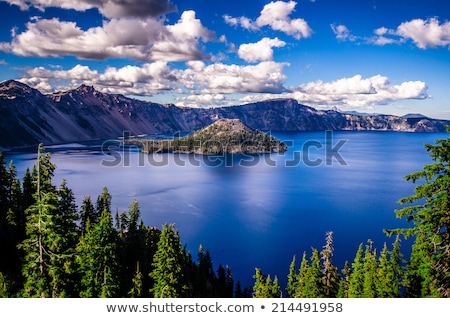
1, 80, 449, 151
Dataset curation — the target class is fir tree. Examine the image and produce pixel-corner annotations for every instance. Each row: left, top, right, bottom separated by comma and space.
403, 234, 439, 297
338, 261, 351, 298
303, 248, 324, 298
387, 128, 450, 296
76, 210, 121, 297
294, 252, 309, 297
348, 243, 365, 297
362, 241, 377, 297
150, 223, 187, 297
286, 255, 297, 297
321, 231, 341, 297
80, 196, 95, 233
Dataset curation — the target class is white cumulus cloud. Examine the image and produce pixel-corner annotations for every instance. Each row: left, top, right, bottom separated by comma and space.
240, 75, 429, 109
332, 18, 450, 49
238, 37, 286, 63
224, 1, 312, 40
0, 11, 214, 62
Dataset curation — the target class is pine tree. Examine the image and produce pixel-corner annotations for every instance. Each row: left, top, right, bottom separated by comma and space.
80, 196, 95, 233
20, 145, 64, 297
387, 128, 450, 296
20, 191, 58, 297
321, 231, 341, 297
150, 223, 187, 297
286, 255, 297, 297
362, 241, 377, 297
294, 252, 309, 297
271, 275, 281, 298
403, 233, 439, 297
348, 243, 364, 297
337, 261, 351, 298
129, 262, 143, 298
96, 187, 111, 221
252, 268, 266, 297
303, 248, 324, 297
76, 210, 121, 297
377, 237, 403, 297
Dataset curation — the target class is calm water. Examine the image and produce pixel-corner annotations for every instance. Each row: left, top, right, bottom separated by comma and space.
4, 131, 448, 290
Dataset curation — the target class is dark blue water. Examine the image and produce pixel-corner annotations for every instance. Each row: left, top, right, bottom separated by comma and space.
4, 131, 447, 291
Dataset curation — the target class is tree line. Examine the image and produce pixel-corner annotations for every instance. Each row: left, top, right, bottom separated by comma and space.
1, 126, 450, 298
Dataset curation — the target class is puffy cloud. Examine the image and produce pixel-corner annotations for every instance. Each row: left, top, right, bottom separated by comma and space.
17, 63, 427, 109
240, 75, 429, 109
18, 60, 289, 99
238, 37, 286, 62
0, 11, 214, 61
4, 0, 177, 19
181, 61, 289, 95
396, 18, 450, 49
333, 18, 450, 49
224, 1, 312, 39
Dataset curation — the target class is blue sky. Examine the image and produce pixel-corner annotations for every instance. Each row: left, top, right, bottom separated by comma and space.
0, 0, 449, 119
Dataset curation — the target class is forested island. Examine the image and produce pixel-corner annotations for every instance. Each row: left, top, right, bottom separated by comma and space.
125, 119, 287, 154
0, 128, 449, 298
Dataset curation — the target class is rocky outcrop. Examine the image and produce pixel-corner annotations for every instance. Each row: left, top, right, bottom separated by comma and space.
1, 80, 449, 151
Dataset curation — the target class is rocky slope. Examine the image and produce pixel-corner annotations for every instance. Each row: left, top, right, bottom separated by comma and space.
1, 80, 449, 151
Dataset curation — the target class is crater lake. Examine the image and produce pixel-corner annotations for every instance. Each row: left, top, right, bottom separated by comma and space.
4, 131, 448, 291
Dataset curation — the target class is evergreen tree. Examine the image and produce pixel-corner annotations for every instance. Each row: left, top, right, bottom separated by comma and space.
252, 268, 267, 297
96, 187, 111, 221
76, 210, 121, 297
321, 231, 341, 297
387, 128, 450, 296
294, 252, 309, 297
377, 237, 403, 297
20, 191, 58, 297
362, 241, 377, 297
403, 234, 439, 297
348, 243, 365, 297
338, 261, 351, 298
286, 255, 297, 297
20, 146, 69, 297
271, 275, 281, 298
303, 248, 324, 297
150, 223, 187, 297
129, 262, 143, 298
80, 196, 95, 233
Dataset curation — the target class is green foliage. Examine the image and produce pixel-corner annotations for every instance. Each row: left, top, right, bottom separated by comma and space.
252, 268, 280, 298
387, 127, 450, 297
137, 119, 287, 154
76, 209, 121, 297
150, 223, 188, 297
0, 272, 10, 297
348, 243, 364, 297
321, 231, 341, 297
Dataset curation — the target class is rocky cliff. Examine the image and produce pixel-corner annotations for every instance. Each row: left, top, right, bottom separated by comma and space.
1, 80, 449, 151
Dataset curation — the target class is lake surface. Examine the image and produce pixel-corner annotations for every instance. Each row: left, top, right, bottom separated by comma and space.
4, 131, 448, 291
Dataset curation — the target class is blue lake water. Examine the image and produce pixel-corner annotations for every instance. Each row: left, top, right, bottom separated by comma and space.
4, 131, 448, 291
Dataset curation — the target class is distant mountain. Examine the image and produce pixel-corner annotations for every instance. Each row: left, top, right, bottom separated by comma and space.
1, 80, 449, 151
401, 113, 429, 119
134, 118, 287, 154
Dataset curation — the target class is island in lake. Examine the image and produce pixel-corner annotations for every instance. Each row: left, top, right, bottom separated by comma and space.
126, 118, 287, 154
